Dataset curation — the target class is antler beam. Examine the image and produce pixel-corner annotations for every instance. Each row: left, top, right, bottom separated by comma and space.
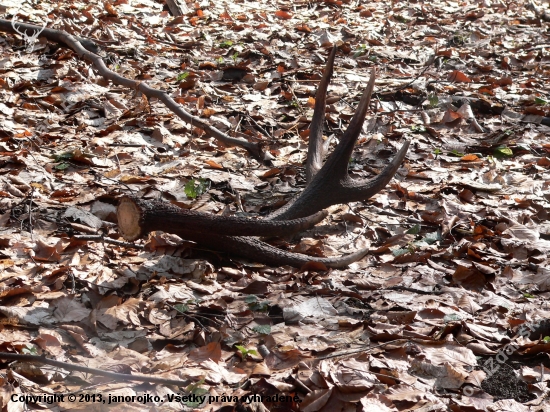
117, 196, 329, 240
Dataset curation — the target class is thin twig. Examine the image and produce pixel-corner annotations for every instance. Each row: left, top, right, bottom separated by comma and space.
164, 302, 207, 330
380, 286, 444, 295
316, 340, 403, 360
73, 234, 144, 249
246, 114, 272, 139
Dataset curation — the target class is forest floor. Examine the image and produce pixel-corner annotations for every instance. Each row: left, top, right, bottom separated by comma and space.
1, 0, 550, 411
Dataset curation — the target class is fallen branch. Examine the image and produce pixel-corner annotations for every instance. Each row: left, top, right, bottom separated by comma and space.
0, 352, 190, 386
0, 18, 263, 159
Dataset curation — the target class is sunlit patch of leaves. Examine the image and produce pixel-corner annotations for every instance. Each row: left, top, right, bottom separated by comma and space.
427, 93, 439, 108
353, 44, 367, 58
393, 227, 442, 256
411, 125, 426, 133
219, 40, 233, 48
287, 99, 300, 109
51, 149, 88, 171
21, 344, 38, 355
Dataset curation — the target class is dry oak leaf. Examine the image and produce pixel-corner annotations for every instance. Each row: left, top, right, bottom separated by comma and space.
448, 70, 472, 83
202, 359, 247, 384
96, 298, 141, 330
275, 10, 293, 19
52, 296, 90, 323
189, 342, 222, 363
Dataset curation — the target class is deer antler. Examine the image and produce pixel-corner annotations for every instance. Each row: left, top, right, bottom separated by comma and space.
117, 47, 409, 269
270, 60, 410, 221
11, 11, 46, 53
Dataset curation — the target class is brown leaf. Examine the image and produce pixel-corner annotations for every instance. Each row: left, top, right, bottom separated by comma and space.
441, 108, 462, 123
265, 348, 305, 370
189, 342, 222, 363
461, 154, 479, 161
251, 362, 271, 378
296, 23, 311, 33
262, 168, 282, 178
205, 159, 224, 169
34, 238, 63, 262
448, 70, 472, 83
452, 265, 487, 291
341, 213, 363, 225
275, 10, 293, 20
240, 281, 269, 295
104, 1, 118, 16
197, 95, 205, 110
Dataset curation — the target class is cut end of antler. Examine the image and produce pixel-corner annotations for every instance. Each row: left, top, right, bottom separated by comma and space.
117, 196, 143, 241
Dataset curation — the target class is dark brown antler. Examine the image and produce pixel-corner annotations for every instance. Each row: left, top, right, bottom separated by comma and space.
270, 64, 410, 221
305, 47, 337, 184
118, 196, 368, 268
116, 47, 409, 269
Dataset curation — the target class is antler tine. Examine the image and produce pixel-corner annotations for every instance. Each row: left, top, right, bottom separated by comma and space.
306, 46, 337, 184
319, 67, 377, 177
270, 68, 410, 221
340, 139, 410, 202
